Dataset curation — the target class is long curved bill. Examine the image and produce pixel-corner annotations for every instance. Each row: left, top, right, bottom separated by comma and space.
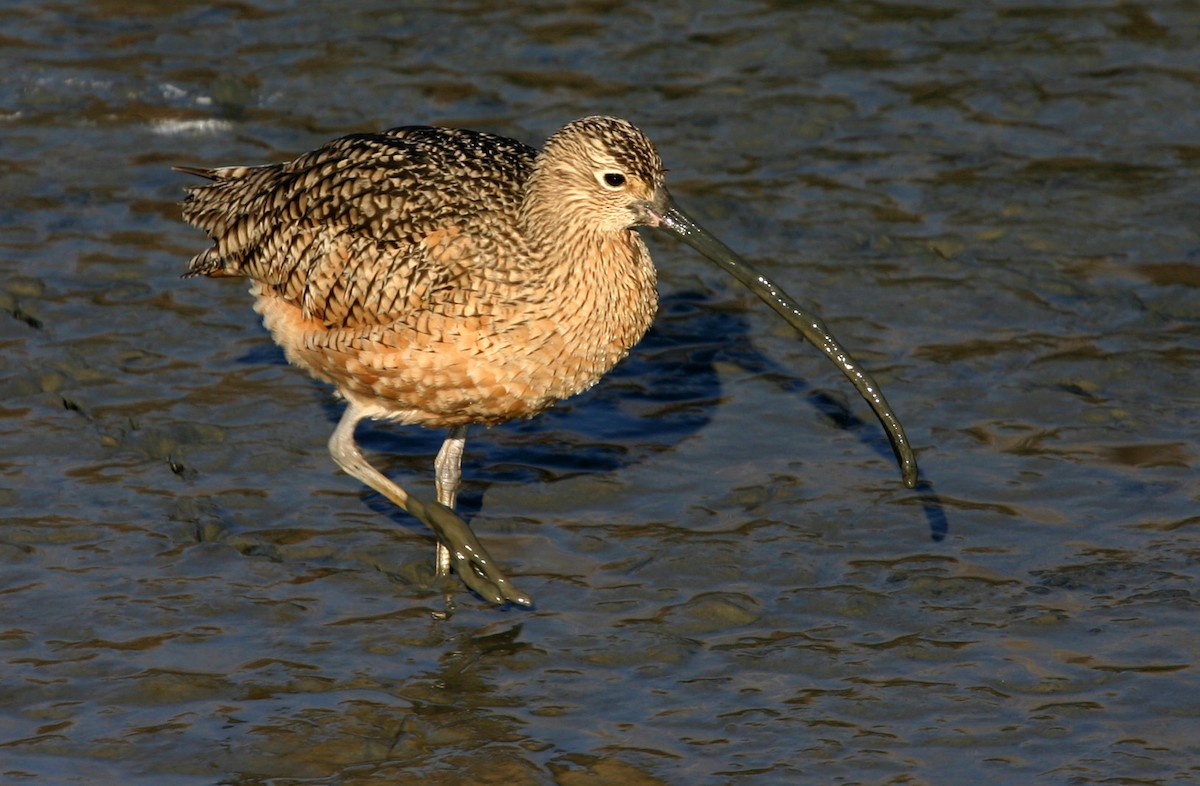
645, 195, 919, 489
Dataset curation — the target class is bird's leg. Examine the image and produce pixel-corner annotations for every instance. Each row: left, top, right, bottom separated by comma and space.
328, 403, 531, 607
433, 426, 468, 577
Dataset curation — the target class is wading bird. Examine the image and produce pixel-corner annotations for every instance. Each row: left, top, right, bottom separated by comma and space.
179, 116, 917, 607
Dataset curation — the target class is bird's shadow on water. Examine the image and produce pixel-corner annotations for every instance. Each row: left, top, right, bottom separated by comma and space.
244, 290, 948, 542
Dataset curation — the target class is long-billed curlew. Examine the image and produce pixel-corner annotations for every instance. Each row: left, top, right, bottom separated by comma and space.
179, 116, 918, 607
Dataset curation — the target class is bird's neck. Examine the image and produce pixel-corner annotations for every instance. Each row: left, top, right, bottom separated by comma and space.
539, 224, 658, 338
518, 173, 656, 317
514, 208, 658, 398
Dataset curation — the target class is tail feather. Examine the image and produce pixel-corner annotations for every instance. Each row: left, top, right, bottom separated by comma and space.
182, 247, 231, 279
177, 163, 280, 278
173, 164, 221, 180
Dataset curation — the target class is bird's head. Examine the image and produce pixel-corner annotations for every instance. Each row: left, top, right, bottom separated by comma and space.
531, 115, 670, 235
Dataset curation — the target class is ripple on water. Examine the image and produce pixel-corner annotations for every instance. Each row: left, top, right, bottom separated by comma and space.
2, 1, 1199, 784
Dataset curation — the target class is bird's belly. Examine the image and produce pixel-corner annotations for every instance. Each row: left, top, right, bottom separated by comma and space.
252, 287, 643, 428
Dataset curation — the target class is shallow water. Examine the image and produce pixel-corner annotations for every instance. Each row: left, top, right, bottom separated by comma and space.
2, 1, 1198, 783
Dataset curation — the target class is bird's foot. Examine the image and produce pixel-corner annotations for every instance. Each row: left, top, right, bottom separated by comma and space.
417, 499, 533, 607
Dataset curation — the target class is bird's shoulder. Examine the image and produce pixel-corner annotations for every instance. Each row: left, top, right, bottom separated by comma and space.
182, 126, 540, 328
283, 127, 538, 242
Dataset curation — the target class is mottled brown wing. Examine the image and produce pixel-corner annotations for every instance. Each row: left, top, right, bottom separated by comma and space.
180, 127, 538, 329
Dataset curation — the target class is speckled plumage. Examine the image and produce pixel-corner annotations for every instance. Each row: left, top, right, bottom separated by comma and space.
181, 118, 662, 429
181, 116, 683, 606
180, 114, 918, 607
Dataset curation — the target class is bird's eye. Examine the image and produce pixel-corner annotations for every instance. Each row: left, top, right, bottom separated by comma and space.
600, 172, 626, 189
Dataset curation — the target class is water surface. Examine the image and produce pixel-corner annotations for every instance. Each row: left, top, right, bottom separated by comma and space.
1, 2, 1198, 783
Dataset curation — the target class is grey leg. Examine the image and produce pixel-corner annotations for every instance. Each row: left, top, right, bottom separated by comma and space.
434, 425, 468, 576
328, 403, 530, 606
